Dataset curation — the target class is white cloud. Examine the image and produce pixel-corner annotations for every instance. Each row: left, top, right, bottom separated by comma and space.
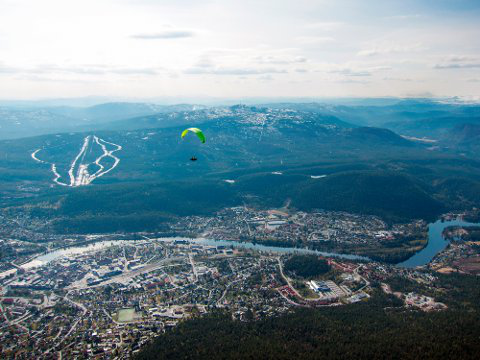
0, 63, 161, 76
434, 63, 480, 69
258, 74, 274, 81
329, 68, 371, 77
193, 56, 216, 68
334, 78, 370, 84
305, 21, 344, 31
254, 55, 307, 64
383, 77, 414, 82
0, 63, 18, 74
131, 30, 195, 39
384, 14, 423, 20
446, 55, 477, 62
434, 55, 480, 69
357, 43, 426, 57
368, 66, 392, 71
184, 67, 287, 75
296, 36, 335, 44
0, 0, 478, 98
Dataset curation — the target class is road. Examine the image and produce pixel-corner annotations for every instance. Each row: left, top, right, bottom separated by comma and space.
353, 265, 370, 291
189, 253, 198, 281
65, 291, 87, 314
216, 279, 242, 306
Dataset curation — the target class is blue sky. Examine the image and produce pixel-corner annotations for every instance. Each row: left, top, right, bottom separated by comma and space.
0, 0, 479, 99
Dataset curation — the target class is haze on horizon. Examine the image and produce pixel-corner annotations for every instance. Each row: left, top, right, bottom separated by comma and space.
0, 0, 479, 100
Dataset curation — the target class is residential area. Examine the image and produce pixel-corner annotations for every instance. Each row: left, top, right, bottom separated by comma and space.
0, 207, 456, 358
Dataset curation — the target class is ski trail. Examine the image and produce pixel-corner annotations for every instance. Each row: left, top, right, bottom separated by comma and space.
31, 135, 122, 187
52, 164, 69, 186
74, 136, 91, 186
31, 149, 46, 163
90, 137, 122, 180
68, 136, 90, 186
31, 149, 69, 186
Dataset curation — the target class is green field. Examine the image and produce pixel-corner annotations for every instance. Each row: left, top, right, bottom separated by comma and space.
117, 308, 137, 322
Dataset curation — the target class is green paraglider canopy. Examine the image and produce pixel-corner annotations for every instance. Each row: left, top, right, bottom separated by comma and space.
181, 127, 206, 143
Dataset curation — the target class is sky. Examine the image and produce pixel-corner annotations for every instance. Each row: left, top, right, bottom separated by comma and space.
0, 0, 479, 100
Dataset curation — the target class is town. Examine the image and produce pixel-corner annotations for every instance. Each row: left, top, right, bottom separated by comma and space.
170, 207, 427, 262
1, 207, 475, 359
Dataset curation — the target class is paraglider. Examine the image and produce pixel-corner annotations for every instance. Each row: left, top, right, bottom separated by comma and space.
181, 128, 206, 143
181, 127, 205, 161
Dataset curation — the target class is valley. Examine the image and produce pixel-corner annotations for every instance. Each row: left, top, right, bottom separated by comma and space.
0, 99, 479, 359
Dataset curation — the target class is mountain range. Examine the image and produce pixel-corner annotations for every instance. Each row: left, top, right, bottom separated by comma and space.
0, 99, 479, 233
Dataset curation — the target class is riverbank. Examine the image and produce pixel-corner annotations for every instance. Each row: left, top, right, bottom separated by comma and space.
8, 217, 480, 273
398, 218, 480, 268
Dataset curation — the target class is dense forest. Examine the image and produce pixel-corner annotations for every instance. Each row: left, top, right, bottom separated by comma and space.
10, 159, 480, 235
136, 274, 480, 360
284, 255, 330, 278
1, 103, 480, 236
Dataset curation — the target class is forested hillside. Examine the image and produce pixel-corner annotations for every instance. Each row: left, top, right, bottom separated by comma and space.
136, 275, 480, 360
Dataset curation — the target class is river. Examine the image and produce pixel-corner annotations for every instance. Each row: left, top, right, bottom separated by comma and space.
16, 219, 480, 271
20, 240, 136, 269
397, 218, 480, 268
192, 238, 369, 260
18, 236, 368, 270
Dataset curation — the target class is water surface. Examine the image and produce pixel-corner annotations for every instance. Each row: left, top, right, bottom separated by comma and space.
398, 219, 480, 268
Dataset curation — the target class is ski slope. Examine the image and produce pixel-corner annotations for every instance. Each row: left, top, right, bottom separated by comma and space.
31, 135, 122, 187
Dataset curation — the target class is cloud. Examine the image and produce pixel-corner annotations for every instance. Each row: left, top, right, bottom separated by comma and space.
434, 63, 480, 69
305, 22, 344, 31
357, 43, 425, 57
467, 78, 480, 82
43, 65, 161, 75
295, 56, 307, 63
35, 65, 106, 75
329, 68, 371, 77
109, 68, 158, 75
383, 77, 414, 82
384, 14, 423, 20
193, 56, 216, 68
21, 75, 99, 84
258, 74, 274, 81
297, 36, 335, 45
254, 55, 307, 65
184, 67, 287, 75
0, 63, 161, 76
357, 49, 380, 57
334, 79, 370, 84
131, 30, 195, 39
446, 55, 477, 62
369, 66, 392, 71
0, 64, 18, 74
184, 48, 304, 78
434, 55, 480, 69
